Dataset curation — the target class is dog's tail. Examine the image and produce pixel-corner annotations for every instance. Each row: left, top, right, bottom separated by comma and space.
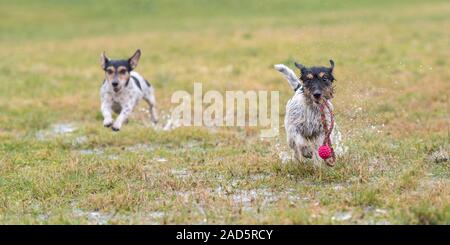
274, 64, 301, 91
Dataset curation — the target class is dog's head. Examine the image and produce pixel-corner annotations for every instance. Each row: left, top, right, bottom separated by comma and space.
295, 60, 335, 103
100, 49, 141, 93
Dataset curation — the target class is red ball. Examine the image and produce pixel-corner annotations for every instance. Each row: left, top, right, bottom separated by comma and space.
318, 145, 332, 159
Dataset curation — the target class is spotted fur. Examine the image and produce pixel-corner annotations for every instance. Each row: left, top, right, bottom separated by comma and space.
274, 63, 344, 166
100, 50, 158, 131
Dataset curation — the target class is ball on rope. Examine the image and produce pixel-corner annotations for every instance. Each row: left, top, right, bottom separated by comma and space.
318, 145, 332, 159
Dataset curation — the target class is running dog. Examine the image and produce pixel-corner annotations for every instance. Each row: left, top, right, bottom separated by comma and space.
274, 60, 343, 165
100, 49, 158, 131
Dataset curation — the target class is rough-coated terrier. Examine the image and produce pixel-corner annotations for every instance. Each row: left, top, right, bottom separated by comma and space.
274, 60, 344, 165
100, 49, 158, 131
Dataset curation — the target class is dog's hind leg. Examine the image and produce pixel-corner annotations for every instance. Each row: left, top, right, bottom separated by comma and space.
293, 145, 306, 163
294, 143, 314, 164
288, 130, 312, 164
143, 88, 158, 124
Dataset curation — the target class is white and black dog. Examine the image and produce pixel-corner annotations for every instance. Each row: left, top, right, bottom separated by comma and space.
274, 60, 344, 165
100, 49, 158, 131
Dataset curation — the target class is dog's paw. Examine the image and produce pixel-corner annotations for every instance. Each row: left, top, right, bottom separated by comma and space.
111, 126, 120, 132
103, 119, 113, 128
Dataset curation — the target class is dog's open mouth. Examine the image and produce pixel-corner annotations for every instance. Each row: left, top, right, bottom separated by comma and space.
113, 87, 121, 93
313, 95, 331, 103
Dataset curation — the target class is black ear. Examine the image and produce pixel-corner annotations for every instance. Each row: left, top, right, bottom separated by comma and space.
294, 62, 305, 70
100, 51, 109, 70
129, 49, 141, 70
329, 59, 335, 71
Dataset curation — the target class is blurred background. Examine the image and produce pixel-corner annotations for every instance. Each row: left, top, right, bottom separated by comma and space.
1, 0, 448, 132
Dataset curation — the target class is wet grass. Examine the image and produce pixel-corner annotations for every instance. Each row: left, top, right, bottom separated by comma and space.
0, 0, 449, 224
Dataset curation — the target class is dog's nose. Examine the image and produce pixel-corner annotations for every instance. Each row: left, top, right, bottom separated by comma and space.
112, 81, 119, 87
313, 92, 322, 99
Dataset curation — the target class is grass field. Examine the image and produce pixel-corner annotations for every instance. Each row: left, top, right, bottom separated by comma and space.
0, 0, 448, 224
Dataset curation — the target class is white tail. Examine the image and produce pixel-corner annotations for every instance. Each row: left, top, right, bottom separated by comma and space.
274, 64, 301, 91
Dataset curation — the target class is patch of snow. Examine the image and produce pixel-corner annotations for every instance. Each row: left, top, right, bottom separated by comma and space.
249, 173, 272, 181
171, 168, 191, 179
72, 136, 88, 146
72, 208, 113, 225
332, 211, 352, 222
78, 148, 104, 155
36, 123, 77, 140
375, 208, 388, 215
125, 144, 154, 153
332, 124, 347, 155
274, 142, 293, 163
52, 123, 77, 134
107, 155, 119, 160
154, 157, 168, 163
151, 111, 182, 131
148, 211, 165, 219
376, 221, 391, 225
87, 212, 110, 225
230, 189, 279, 208
37, 214, 49, 222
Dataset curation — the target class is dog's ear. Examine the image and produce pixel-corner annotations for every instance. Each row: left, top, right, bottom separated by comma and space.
329, 59, 336, 81
129, 49, 141, 70
100, 51, 109, 70
294, 62, 305, 71
329, 59, 335, 71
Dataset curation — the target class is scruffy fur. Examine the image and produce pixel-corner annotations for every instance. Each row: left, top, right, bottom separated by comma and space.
275, 60, 344, 165
100, 49, 158, 131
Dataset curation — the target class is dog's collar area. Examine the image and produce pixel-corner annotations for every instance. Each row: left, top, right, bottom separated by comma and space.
294, 83, 303, 93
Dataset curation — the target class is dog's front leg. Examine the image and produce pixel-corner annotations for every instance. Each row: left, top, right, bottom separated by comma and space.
112, 103, 133, 131
291, 133, 313, 163
312, 135, 326, 167
101, 100, 114, 128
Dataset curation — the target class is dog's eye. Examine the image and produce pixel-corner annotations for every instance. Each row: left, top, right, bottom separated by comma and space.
106, 69, 114, 75
303, 76, 312, 81
119, 69, 128, 75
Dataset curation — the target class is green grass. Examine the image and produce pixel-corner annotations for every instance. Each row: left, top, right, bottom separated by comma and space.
0, 0, 449, 224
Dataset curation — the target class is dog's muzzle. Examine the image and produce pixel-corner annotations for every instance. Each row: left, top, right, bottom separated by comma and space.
112, 81, 120, 92
313, 91, 322, 102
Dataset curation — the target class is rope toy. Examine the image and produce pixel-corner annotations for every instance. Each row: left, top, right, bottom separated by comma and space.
318, 99, 336, 167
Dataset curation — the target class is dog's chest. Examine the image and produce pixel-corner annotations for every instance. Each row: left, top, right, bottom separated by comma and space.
286, 96, 324, 139
111, 102, 122, 114
111, 88, 137, 104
